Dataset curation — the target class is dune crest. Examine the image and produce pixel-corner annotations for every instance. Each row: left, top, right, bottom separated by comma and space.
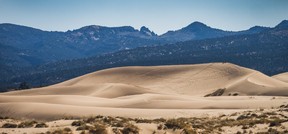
272, 72, 288, 83
0, 63, 288, 120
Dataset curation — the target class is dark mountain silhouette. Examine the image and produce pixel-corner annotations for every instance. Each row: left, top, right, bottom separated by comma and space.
0, 21, 270, 81
0, 21, 269, 70
0, 24, 160, 67
140, 26, 157, 36
1, 20, 287, 91
275, 20, 288, 29
160, 21, 269, 42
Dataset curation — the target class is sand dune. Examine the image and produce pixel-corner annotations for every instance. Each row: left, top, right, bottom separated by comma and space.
0, 63, 288, 120
272, 72, 288, 83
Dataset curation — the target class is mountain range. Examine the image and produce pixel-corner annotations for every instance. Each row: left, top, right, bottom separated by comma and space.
160, 21, 269, 42
0, 21, 268, 67
0, 20, 287, 91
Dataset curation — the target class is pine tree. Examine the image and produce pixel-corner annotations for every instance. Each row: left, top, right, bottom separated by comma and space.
18, 82, 30, 90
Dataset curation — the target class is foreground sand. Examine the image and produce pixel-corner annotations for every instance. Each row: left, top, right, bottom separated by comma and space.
0, 63, 288, 133
1, 106, 288, 134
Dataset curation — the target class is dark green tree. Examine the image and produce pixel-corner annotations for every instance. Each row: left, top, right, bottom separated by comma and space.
18, 82, 30, 90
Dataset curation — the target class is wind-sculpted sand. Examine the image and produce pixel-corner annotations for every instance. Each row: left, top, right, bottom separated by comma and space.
0, 63, 288, 121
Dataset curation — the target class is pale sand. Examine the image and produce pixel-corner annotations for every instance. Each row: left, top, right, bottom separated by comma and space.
272, 72, 288, 83
0, 63, 288, 121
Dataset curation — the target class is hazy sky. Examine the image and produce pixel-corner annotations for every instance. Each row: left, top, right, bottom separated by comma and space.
0, 0, 288, 34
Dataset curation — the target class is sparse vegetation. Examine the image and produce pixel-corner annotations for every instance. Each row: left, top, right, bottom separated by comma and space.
280, 104, 288, 108
204, 88, 225, 97
0, 116, 9, 119
71, 120, 85, 126
76, 124, 93, 131
35, 122, 48, 128
1, 105, 288, 134
228, 92, 239, 96
135, 118, 153, 123
121, 124, 139, 134
269, 120, 282, 127
63, 127, 72, 132
2, 123, 17, 128
18, 120, 37, 128
237, 115, 249, 120
112, 128, 121, 134
47, 127, 72, 134
157, 124, 164, 130
164, 119, 186, 130
89, 123, 107, 134
182, 125, 197, 134
153, 118, 166, 123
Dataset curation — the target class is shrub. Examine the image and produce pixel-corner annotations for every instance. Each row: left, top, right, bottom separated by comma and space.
268, 128, 279, 133
71, 120, 85, 126
237, 115, 248, 120
62, 116, 77, 120
266, 112, 277, 116
242, 125, 249, 129
153, 118, 166, 123
236, 131, 242, 134
269, 121, 281, 127
135, 118, 153, 123
76, 124, 93, 131
85, 117, 97, 123
111, 121, 125, 127
164, 119, 186, 130
35, 122, 48, 128
204, 88, 225, 97
0, 116, 9, 119
102, 116, 117, 124
192, 124, 205, 129
18, 120, 37, 128
232, 93, 239, 96
89, 123, 107, 134
112, 128, 121, 134
280, 104, 288, 108
121, 124, 139, 134
80, 131, 86, 134
182, 126, 197, 134
49, 128, 72, 134
250, 113, 258, 117
157, 124, 163, 130
2, 123, 17, 128
257, 114, 268, 118
63, 127, 72, 132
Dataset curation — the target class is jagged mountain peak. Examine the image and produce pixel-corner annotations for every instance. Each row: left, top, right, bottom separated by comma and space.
140, 26, 157, 36
76, 25, 136, 32
140, 26, 150, 32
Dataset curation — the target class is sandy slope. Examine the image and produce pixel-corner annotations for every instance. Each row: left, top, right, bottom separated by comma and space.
0, 63, 288, 120
272, 72, 288, 83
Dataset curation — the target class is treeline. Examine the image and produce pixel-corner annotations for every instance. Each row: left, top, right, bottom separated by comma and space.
1, 28, 288, 91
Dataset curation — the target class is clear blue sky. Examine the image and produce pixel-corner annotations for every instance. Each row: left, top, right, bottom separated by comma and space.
0, 0, 287, 34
